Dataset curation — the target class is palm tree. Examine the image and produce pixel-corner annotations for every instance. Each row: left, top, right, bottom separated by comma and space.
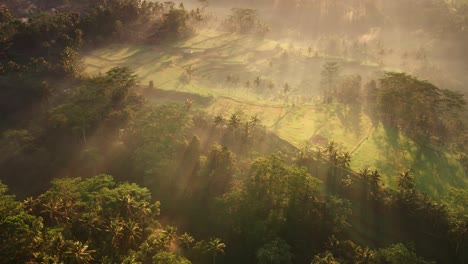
321, 62, 339, 102
358, 168, 372, 199
339, 152, 351, 169
119, 194, 137, 217
358, 167, 371, 180
243, 121, 250, 140
207, 238, 226, 264
124, 220, 142, 250
39, 81, 53, 110
106, 218, 124, 251
213, 115, 224, 127
283, 83, 291, 94
325, 141, 337, 156
250, 114, 261, 139
185, 98, 193, 111
369, 170, 381, 196
250, 114, 260, 127
356, 246, 374, 264
254, 76, 261, 88
396, 169, 415, 193
22, 197, 36, 214
64, 241, 95, 264
42, 199, 64, 224
228, 113, 241, 130
179, 232, 194, 250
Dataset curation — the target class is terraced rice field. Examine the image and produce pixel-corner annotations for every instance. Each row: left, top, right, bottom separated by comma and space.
82, 30, 466, 199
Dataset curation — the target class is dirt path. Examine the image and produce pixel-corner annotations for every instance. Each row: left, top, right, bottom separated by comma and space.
350, 125, 374, 155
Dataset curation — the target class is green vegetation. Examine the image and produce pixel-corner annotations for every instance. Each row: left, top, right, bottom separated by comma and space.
81, 30, 466, 199
0, 0, 467, 263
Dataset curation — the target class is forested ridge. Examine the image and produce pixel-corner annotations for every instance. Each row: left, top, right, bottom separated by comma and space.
0, 0, 467, 263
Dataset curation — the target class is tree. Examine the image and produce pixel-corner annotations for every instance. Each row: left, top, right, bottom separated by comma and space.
321, 62, 340, 102
369, 170, 382, 197
207, 238, 225, 264
311, 251, 339, 264
64, 241, 96, 264
228, 113, 241, 130
152, 252, 191, 264
338, 152, 351, 169
160, 8, 191, 38
0, 181, 43, 263
396, 170, 415, 193
226, 8, 259, 34
178, 232, 194, 250
375, 243, 432, 264
256, 238, 293, 264
213, 115, 225, 127
375, 72, 466, 142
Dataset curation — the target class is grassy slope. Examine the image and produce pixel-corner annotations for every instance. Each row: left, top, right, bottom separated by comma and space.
81, 30, 466, 199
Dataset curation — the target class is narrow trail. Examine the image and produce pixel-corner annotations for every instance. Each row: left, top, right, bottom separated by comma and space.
350, 125, 375, 155
269, 109, 292, 129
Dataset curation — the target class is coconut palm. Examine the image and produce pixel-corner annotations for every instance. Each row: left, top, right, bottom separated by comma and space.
64, 241, 95, 264
124, 220, 142, 250
42, 199, 64, 224
213, 115, 225, 127
250, 114, 261, 127
207, 238, 226, 264
369, 170, 381, 195
106, 218, 124, 251
396, 169, 415, 193
228, 113, 241, 130
339, 151, 351, 169
358, 168, 372, 198
179, 232, 194, 250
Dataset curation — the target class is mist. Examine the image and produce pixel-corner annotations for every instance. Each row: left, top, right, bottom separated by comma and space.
0, 1, 467, 263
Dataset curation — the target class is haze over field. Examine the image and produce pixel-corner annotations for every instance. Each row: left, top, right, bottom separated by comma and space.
0, 0, 467, 263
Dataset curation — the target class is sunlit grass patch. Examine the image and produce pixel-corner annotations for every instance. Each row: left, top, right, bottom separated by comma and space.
80, 31, 465, 200
351, 124, 466, 198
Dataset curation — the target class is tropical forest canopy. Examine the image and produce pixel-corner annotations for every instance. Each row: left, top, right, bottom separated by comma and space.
0, 0, 467, 263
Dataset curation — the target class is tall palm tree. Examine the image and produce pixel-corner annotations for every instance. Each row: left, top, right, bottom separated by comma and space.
228, 113, 241, 130
358, 167, 371, 180
179, 232, 194, 250
162, 225, 177, 249
369, 170, 381, 195
339, 152, 351, 169
254, 76, 261, 89
396, 169, 415, 193
207, 238, 225, 264
250, 114, 260, 127
119, 194, 137, 217
325, 141, 337, 157
358, 168, 372, 199
249, 114, 261, 139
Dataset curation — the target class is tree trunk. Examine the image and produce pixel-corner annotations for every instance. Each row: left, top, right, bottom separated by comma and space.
82, 128, 87, 145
